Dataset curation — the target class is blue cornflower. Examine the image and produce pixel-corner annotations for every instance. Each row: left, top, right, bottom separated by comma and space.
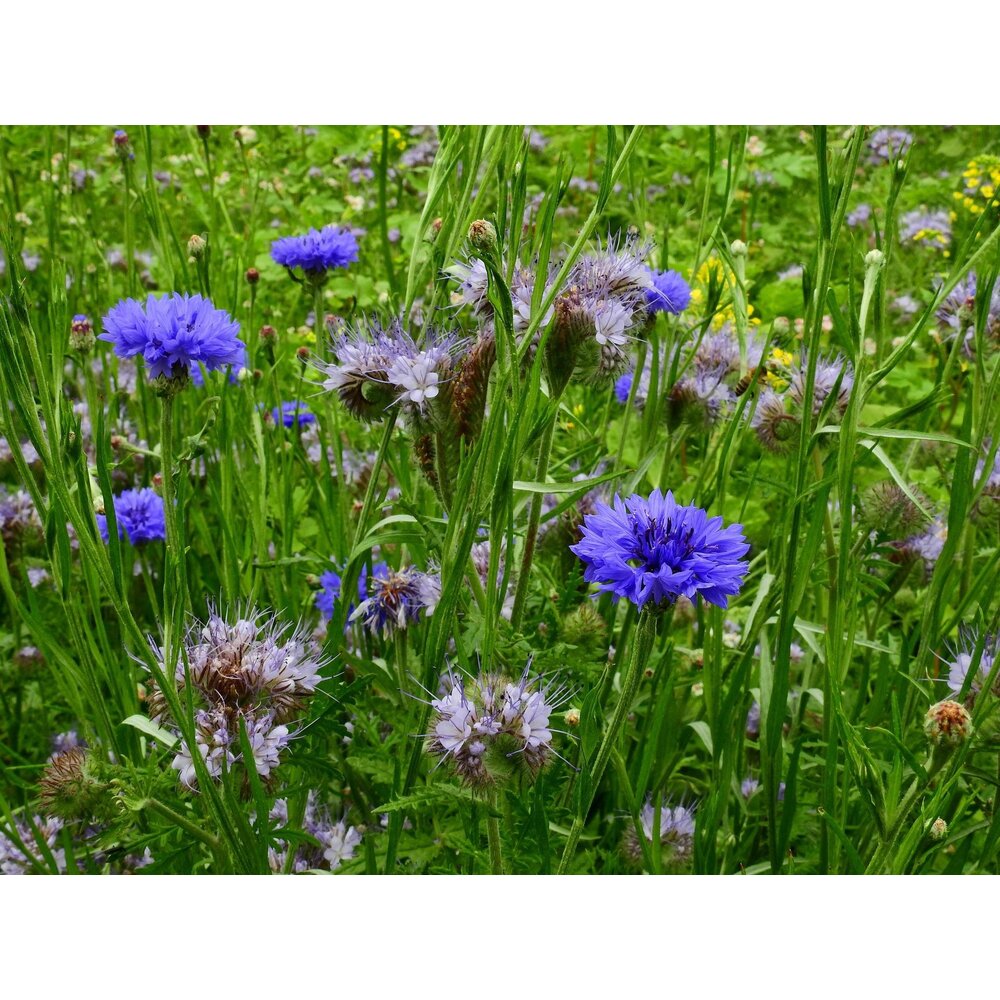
646, 268, 692, 315
270, 225, 359, 277
314, 561, 387, 621
570, 489, 750, 610
270, 401, 316, 427
97, 487, 166, 544
99, 294, 244, 381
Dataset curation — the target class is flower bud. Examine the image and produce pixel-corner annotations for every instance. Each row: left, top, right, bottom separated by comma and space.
196, 125, 212, 138
864, 248, 885, 269
259, 324, 276, 341
772, 316, 790, 336
468, 219, 497, 255
233, 126, 258, 146
112, 129, 131, 161
929, 817, 948, 841
924, 700, 972, 747
730, 239, 748, 257
69, 314, 95, 352
245, 266, 260, 285
39, 747, 110, 821
296, 345, 310, 360
187, 234, 207, 260
565, 708, 581, 727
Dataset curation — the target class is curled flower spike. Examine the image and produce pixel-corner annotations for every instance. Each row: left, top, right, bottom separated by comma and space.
789, 354, 854, 417
623, 797, 696, 867
146, 605, 325, 789
424, 663, 571, 789
572, 489, 750, 610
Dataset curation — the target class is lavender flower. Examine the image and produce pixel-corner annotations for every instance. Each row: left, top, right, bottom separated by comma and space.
148, 606, 324, 788
350, 565, 440, 638
789, 355, 854, 417
571, 489, 750, 610
899, 209, 951, 248
741, 777, 760, 799
624, 798, 696, 865
0, 487, 42, 546
319, 318, 464, 421
867, 128, 913, 165
97, 487, 166, 545
426, 664, 568, 788
935, 272, 1000, 346
846, 203, 872, 227
268, 793, 362, 873
270, 225, 359, 277
0, 815, 66, 875
99, 293, 244, 382
945, 626, 999, 698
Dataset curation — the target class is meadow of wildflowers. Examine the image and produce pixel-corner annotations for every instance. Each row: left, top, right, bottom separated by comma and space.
1, 124, 999, 877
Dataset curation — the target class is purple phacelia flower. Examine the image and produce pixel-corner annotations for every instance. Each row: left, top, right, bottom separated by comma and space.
847, 203, 872, 227
789, 354, 854, 417
899, 208, 951, 248
571, 489, 750, 610
426, 663, 569, 788
867, 128, 913, 165
350, 565, 440, 638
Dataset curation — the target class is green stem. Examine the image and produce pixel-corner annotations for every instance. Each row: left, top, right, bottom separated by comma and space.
510, 415, 557, 631
486, 791, 504, 874
557, 605, 659, 874
159, 393, 181, 667
144, 796, 221, 856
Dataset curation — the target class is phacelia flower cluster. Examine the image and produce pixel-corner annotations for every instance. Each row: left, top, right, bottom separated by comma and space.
0, 814, 66, 875
319, 317, 466, 422
623, 797, 696, 867
946, 626, 999, 699
97, 487, 166, 545
899, 208, 952, 249
270, 225, 359, 278
147, 607, 324, 788
267, 794, 362, 873
426, 665, 568, 788
100, 293, 245, 382
571, 489, 750, 610
867, 127, 913, 165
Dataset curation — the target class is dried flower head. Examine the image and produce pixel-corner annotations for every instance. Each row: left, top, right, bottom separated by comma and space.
924, 700, 973, 747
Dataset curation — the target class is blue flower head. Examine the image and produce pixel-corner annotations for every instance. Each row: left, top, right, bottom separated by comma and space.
99, 293, 245, 381
570, 489, 749, 609
315, 561, 387, 621
614, 373, 633, 404
97, 487, 166, 545
270, 401, 316, 428
646, 269, 692, 315
271, 225, 359, 276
